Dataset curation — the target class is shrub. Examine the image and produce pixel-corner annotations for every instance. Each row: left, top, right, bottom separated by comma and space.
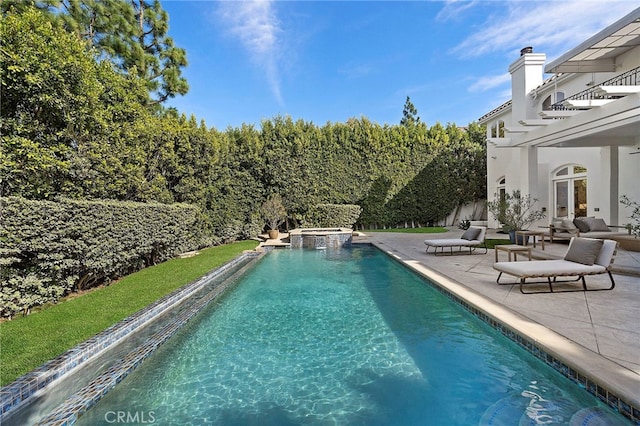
486, 190, 546, 232
260, 194, 287, 231
0, 196, 206, 318
620, 195, 640, 238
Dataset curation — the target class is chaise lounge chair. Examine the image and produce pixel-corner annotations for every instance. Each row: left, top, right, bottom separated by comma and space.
493, 237, 617, 294
424, 226, 487, 255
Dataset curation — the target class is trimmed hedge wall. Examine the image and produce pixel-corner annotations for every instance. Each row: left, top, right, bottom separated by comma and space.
0, 197, 205, 318
302, 204, 362, 229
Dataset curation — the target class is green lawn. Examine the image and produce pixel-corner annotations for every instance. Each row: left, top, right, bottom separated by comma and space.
485, 238, 512, 249
0, 240, 258, 386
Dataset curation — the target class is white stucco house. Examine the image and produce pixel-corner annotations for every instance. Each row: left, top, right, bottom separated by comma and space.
479, 8, 640, 231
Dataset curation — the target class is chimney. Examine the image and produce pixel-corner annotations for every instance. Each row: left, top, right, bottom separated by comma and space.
520, 46, 533, 56
509, 48, 546, 121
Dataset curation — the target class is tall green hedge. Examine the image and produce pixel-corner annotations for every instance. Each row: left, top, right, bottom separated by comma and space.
0, 197, 205, 318
302, 204, 363, 228
0, 7, 489, 319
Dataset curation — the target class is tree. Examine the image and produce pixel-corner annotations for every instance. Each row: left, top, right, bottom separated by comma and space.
124, 0, 189, 104
1, 6, 158, 200
400, 96, 421, 126
2, 0, 189, 105
1, 7, 103, 198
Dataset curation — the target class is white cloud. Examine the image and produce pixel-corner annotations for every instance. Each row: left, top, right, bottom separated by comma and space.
448, 1, 638, 99
217, 0, 284, 105
468, 73, 511, 93
436, 0, 481, 22
450, 1, 640, 60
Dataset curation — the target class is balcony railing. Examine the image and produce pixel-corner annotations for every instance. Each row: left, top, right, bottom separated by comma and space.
551, 66, 640, 110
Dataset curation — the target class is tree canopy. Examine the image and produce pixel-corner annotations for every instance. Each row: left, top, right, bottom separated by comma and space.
2, 0, 188, 104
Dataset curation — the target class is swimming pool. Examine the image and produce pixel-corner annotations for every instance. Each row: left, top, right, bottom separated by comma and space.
65, 246, 626, 425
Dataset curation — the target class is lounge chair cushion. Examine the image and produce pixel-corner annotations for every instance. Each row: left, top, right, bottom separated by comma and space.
461, 227, 481, 241
494, 259, 607, 278
424, 238, 481, 247
586, 218, 610, 232
564, 238, 603, 265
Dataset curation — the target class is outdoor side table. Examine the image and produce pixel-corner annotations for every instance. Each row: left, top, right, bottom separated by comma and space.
494, 244, 532, 262
515, 230, 545, 250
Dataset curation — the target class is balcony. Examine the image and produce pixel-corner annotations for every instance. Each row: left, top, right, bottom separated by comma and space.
550, 66, 640, 111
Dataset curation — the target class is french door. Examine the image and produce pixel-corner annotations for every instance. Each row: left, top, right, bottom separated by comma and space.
553, 166, 587, 218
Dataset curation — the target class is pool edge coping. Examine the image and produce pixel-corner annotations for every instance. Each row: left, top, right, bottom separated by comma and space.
367, 241, 640, 424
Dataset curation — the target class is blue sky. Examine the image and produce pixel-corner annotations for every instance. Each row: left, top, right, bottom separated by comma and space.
162, 1, 639, 130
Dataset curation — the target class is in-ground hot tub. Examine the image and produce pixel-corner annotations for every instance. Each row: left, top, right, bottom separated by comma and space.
289, 228, 353, 249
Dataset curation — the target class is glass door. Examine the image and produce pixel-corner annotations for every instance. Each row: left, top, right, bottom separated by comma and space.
573, 178, 587, 218
553, 166, 587, 218
555, 180, 569, 217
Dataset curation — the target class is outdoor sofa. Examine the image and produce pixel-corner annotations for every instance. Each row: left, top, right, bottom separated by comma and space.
424, 226, 487, 255
548, 216, 628, 243
493, 237, 617, 294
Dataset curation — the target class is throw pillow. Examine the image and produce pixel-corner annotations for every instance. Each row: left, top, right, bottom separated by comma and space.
573, 217, 592, 233
586, 218, 610, 232
461, 227, 481, 241
560, 219, 579, 234
564, 238, 604, 265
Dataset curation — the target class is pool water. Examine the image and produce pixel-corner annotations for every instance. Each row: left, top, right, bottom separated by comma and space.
77, 247, 625, 425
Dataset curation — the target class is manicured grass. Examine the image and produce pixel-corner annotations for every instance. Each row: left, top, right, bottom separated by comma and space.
485, 238, 513, 249
0, 240, 258, 386
365, 226, 448, 233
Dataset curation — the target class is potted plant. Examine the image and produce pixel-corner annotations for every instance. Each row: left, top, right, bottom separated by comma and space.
487, 190, 546, 243
620, 195, 640, 238
260, 194, 287, 239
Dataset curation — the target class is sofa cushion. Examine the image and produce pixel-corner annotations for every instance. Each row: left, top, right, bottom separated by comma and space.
573, 217, 592, 233
586, 218, 610, 232
461, 227, 481, 241
551, 217, 564, 229
564, 238, 604, 266
560, 219, 579, 234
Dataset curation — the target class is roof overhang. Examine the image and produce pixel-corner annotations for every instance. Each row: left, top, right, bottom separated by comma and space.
500, 93, 640, 148
545, 7, 640, 74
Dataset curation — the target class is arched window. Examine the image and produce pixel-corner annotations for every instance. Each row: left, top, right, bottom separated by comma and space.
497, 177, 506, 202
493, 177, 507, 225
542, 92, 565, 110
552, 165, 587, 218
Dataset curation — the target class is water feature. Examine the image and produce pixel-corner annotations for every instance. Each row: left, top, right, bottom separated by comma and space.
61, 247, 627, 425
289, 228, 353, 249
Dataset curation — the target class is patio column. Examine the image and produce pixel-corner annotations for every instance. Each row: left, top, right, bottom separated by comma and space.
600, 146, 620, 225
519, 146, 539, 199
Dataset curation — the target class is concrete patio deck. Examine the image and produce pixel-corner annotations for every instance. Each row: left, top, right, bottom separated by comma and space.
357, 228, 640, 416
